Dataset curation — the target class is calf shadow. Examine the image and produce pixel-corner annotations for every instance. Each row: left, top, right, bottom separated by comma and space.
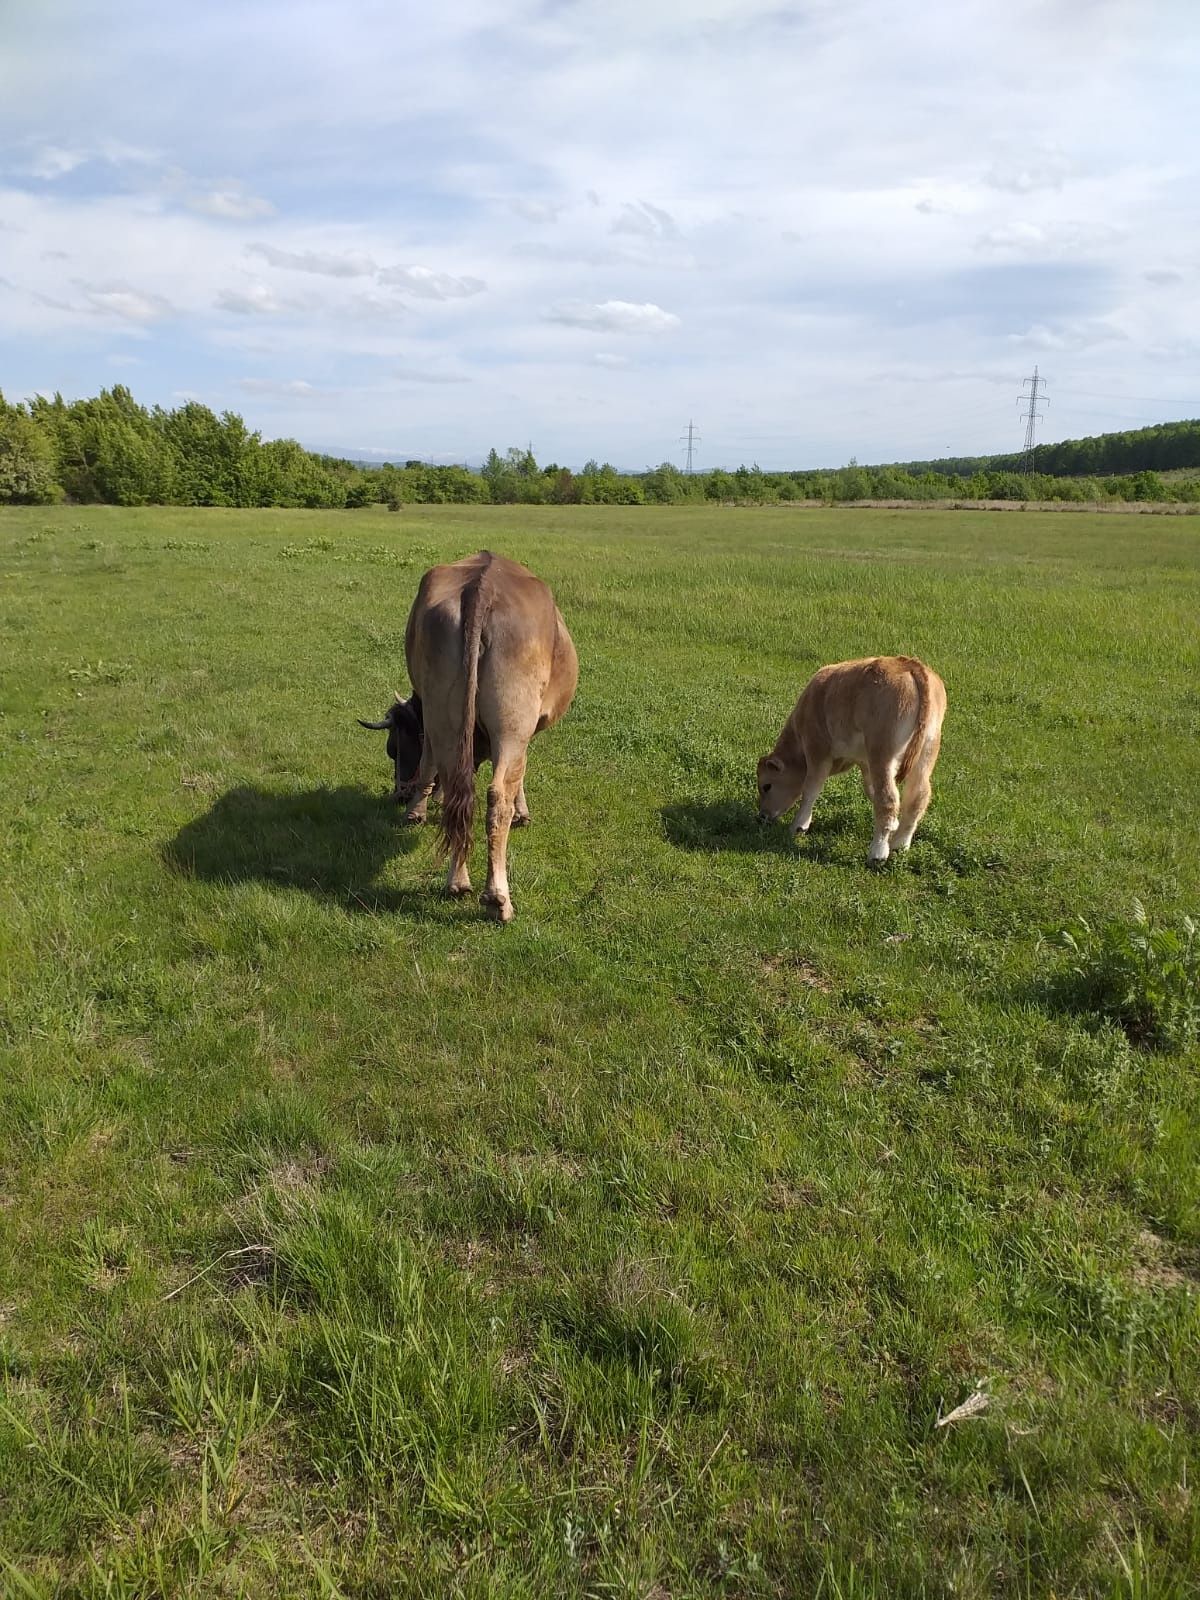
163, 783, 429, 914
660, 798, 861, 859
662, 801, 994, 875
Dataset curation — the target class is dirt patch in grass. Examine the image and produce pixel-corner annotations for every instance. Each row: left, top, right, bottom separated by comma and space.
761, 952, 833, 991
762, 1179, 820, 1212
1131, 1230, 1199, 1293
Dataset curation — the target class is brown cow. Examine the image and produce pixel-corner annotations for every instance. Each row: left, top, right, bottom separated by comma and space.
756, 655, 946, 864
359, 551, 577, 921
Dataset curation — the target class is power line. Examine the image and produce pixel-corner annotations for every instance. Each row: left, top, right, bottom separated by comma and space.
1051, 387, 1197, 408
678, 419, 701, 473
1018, 367, 1048, 475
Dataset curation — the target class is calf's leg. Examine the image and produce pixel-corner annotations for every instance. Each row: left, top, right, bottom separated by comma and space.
791, 757, 832, 836
893, 728, 941, 851
867, 758, 901, 863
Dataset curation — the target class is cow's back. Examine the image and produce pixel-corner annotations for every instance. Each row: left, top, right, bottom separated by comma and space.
406, 551, 565, 726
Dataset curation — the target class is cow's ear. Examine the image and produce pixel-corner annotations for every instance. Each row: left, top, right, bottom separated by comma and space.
763, 755, 784, 774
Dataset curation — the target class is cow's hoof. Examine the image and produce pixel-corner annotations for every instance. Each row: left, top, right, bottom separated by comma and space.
513, 813, 532, 828
447, 882, 473, 898
401, 811, 426, 825
482, 891, 514, 923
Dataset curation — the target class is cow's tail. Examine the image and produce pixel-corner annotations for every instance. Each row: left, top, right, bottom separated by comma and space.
439, 555, 493, 863
896, 657, 934, 784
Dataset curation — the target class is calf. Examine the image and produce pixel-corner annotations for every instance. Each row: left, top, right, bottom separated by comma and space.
757, 655, 946, 864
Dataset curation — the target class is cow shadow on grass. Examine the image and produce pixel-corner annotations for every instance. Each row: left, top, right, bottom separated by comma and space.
163, 784, 436, 915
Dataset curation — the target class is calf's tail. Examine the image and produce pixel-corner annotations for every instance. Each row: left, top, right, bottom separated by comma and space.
896, 658, 934, 783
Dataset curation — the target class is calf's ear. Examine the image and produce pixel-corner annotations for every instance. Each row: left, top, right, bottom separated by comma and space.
762, 755, 784, 773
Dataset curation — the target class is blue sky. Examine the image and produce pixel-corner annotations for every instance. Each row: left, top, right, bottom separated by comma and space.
1, 0, 1197, 468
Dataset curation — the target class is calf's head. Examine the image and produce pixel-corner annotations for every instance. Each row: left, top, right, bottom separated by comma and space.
358, 693, 423, 796
756, 751, 806, 823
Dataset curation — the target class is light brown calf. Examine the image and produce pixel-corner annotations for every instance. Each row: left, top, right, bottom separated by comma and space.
757, 655, 946, 864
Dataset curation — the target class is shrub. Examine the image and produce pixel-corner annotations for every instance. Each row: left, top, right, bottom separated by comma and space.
1049, 901, 1199, 1050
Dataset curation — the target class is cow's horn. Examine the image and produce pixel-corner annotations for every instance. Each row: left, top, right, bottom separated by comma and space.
394, 689, 403, 702
357, 717, 391, 730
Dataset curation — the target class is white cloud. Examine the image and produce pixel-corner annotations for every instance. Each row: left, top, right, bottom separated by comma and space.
236, 377, 324, 397
392, 366, 469, 384
24, 144, 88, 180
1008, 319, 1129, 353
977, 222, 1047, 251
593, 352, 630, 368
983, 154, 1075, 194
187, 182, 275, 220
610, 200, 679, 240
342, 290, 409, 320
547, 299, 680, 334
248, 242, 376, 277
215, 284, 285, 315
376, 264, 486, 299
976, 219, 1124, 255
81, 282, 174, 322
510, 199, 563, 224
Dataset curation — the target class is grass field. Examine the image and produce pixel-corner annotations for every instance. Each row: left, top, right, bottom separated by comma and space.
1, 502, 1198, 1598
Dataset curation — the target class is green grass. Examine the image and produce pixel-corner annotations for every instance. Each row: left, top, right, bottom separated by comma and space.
1, 502, 1198, 1598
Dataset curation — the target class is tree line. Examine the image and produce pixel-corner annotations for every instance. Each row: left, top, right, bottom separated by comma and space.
3, 385, 1199, 509
890, 417, 1200, 480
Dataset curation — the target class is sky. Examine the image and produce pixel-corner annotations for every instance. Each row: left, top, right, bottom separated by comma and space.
1, 0, 1197, 470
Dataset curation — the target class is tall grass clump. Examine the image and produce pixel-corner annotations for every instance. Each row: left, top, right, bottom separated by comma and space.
1050, 901, 1199, 1050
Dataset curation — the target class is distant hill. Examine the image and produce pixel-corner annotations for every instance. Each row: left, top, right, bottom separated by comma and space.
881, 417, 1200, 480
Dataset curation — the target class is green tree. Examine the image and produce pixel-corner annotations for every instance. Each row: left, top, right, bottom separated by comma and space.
0, 396, 59, 503
643, 462, 688, 503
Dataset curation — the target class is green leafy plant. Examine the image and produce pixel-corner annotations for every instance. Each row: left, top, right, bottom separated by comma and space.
1051, 901, 1199, 1050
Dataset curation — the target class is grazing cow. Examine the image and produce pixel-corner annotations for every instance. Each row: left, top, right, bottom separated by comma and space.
756, 655, 946, 864
358, 550, 578, 921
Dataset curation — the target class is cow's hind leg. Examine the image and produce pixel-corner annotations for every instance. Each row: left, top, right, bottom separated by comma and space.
481, 747, 528, 923
894, 728, 941, 852
866, 757, 901, 864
